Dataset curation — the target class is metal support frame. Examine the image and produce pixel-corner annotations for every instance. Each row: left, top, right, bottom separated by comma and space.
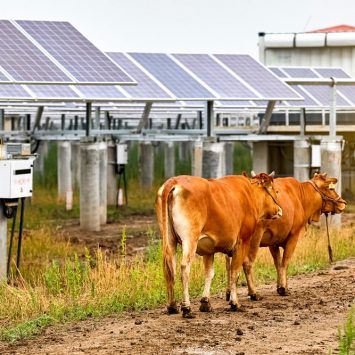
61, 114, 65, 130
31, 106, 44, 133
0, 109, 4, 131
86, 102, 92, 137
137, 102, 153, 133
329, 81, 337, 137
95, 106, 100, 129
206, 100, 214, 137
258, 100, 276, 134
300, 108, 306, 136
174, 114, 182, 129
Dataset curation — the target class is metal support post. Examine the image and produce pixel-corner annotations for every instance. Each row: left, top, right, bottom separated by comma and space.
0, 109, 4, 131
95, 107, 101, 129
0, 206, 6, 281
137, 102, 153, 133
61, 114, 65, 130
329, 82, 337, 137
258, 100, 276, 134
206, 101, 214, 137
86, 102, 92, 137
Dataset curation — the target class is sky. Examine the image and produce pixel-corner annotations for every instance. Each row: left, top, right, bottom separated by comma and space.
2, 0, 355, 59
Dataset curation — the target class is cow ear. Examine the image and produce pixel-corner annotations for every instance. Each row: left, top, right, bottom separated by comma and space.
269, 171, 275, 178
321, 173, 327, 178
242, 171, 248, 177
251, 170, 256, 177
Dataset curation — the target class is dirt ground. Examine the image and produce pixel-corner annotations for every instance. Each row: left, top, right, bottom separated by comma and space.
1, 257, 354, 355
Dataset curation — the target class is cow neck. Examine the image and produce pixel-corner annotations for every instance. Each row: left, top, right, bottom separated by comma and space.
300, 181, 323, 223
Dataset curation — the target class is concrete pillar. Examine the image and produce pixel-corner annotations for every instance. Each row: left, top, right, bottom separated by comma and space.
107, 142, 117, 206
80, 141, 100, 231
178, 142, 190, 161
57, 141, 72, 201
0, 210, 6, 281
321, 137, 342, 227
34, 141, 48, 175
139, 142, 154, 188
225, 142, 234, 175
293, 139, 310, 182
99, 141, 108, 225
71, 142, 81, 189
252, 141, 268, 173
164, 141, 175, 179
202, 142, 226, 179
191, 140, 203, 177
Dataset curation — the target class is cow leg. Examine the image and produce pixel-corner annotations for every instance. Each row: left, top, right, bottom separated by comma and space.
163, 240, 179, 314
269, 245, 282, 293
181, 240, 198, 318
225, 255, 232, 301
278, 232, 301, 296
229, 241, 248, 311
200, 254, 214, 312
243, 228, 264, 301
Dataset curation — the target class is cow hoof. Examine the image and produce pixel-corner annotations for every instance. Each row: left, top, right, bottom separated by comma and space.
229, 302, 242, 312
226, 290, 231, 302
250, 293, 263, 301
199, 297, 213, 312
181, 306, 196, 319
167, 303, 180, 314
277, 287, 290, 296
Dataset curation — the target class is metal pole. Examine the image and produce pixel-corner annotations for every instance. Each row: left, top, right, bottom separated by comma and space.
16, 198, 25, 278
95, 106, 100, 129
86, 102, 92, 137
206, 100, 214, 137
329, 82, 337, 137
32, 106, 44, 133
0, 206, 6, 281
61, 114, 65, 130
300, 108, 306, 136
0, 109, 4, 131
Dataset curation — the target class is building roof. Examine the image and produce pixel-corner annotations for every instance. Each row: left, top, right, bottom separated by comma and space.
311, 24, 355, 33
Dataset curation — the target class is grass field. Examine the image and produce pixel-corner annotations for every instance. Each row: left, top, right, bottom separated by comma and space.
0, 142, 354, 349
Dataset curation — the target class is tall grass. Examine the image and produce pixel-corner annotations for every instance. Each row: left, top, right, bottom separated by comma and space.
1, 223, 354, 342
338, 306, 354, 355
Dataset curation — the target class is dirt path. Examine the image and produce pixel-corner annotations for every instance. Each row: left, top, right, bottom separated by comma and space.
1, 258, 354, 355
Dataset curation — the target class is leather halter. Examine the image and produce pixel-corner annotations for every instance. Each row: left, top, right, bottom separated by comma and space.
308, 180, 344, 215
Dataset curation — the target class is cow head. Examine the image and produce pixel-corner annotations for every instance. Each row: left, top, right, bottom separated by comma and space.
249, 171, 283, 220
310, 173, 347, 216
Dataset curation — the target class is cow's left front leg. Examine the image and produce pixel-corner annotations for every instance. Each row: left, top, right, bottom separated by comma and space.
200, 254, 214, 312
229, 241, 248, 311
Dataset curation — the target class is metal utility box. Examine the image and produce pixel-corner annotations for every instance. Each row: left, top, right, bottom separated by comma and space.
0, 159, 33, 198
116, 144, 128, 165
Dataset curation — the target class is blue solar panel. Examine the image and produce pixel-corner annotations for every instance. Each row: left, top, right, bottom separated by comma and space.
214, 55, 301, 99
288, 86, 320, 107
0, 71, 9, 81
0, 20, 71, 82
269, 68, 287, 78
76, 85, 127, 99
17, 21, 134, 83
302, 86, 350, 106
27, 85, 79, 98
129, 53, 215, 99
338, 86, 355, 105
282, 68, 319, 78
218, 100, 255, 106
107, 52, 173, 99
314, 68, 351, 78
173, 54, 257, 98
0, 84, 32, 98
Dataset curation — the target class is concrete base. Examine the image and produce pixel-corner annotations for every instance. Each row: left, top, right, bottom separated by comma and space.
191, 141, 203, 177
253, 141, 268, 174
225, 142, 234, 175
294, 139, 310, 182
164, 142, 175, 179
202, 142, 226, 179
107, 142, 117, 206
139, 142, 154, 188
99, 142, 108, 225
57, 141, 72, 201
80, 142, 100, 231
71, 142, 81, 189
34, 141, 49, 175
0, 211, 6, 281
321, 137, 342, 227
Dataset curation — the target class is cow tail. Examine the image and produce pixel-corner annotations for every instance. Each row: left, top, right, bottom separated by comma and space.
157, 179, 177, 295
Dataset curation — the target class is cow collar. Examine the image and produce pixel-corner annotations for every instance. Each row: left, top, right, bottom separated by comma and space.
307, 180, 342, 215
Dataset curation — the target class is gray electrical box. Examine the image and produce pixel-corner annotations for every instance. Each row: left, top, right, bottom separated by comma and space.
116, 144, 128, 165
0, 159, 34, 198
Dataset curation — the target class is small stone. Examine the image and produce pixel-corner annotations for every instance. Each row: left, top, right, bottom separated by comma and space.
248, 325, 255, 330
294, 320, 301, 325
135, 319, 143, 325
236, 328, 244, 336
235, 336, 242, 342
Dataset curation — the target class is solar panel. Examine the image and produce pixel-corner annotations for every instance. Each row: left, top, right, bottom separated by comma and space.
76, 85, 127, 99
282, 68, 319, 78
269, 68, 287, 78
214, 55, 301, 99
0, 84, 32, 98
27, 85, 79, 98
337, 86, 355, 105
314, 68, 351, 78
0, 20, 71, 82
173, 54, 257, 98
129, 53, 215, 99
107, 52, 173, 99
0, 71, 10, 81
218, 100, 255, 107
302, 86, 350, 106
287, 86, 320, 107
17, 20, 134, 83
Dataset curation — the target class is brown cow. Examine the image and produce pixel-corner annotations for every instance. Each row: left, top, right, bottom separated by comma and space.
155, 173, 282, 318
227, 173, 346, 301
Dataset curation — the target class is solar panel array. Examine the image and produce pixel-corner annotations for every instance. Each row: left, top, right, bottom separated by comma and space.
0, 20, 134, 85
269, 66, 355, 107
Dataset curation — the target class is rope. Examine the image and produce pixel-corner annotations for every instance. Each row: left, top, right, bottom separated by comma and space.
325, 213, 333, 263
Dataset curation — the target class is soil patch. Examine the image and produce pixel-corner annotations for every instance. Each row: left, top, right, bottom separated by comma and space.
1, 258, 354, 355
